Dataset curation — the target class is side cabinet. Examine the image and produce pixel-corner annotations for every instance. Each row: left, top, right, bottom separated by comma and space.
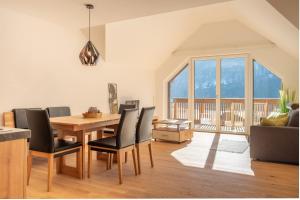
0, 138, 27, 198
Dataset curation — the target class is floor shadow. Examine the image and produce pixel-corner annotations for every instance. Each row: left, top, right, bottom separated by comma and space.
204, 133, 220, 169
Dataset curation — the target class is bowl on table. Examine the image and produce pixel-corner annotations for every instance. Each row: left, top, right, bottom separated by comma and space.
82, 112, 102, 118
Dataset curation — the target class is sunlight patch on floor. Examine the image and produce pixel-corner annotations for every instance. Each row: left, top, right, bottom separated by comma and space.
171, 132, 254, 176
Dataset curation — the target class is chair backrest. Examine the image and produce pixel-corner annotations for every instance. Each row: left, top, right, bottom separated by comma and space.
125, 100, 140, 114
116, 108, 138, 148
118, 104, 136, 114
26, 110, 54, 153
2, 112, 15, 128
46, 106, 71, 118
12, 108, 42, 129
136, 107, 155, 143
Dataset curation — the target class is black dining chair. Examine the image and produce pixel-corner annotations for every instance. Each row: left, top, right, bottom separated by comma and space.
26, 110, 82, 192
12, 108, 42, 129
102, 104, 137, 135
88, 108, 138, 184
135, 107, 155, 174
46, 106, 71, 117
46, 106, 77, 140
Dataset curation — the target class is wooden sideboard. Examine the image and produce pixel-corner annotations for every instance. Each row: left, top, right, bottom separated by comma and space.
0, 128, 30, 198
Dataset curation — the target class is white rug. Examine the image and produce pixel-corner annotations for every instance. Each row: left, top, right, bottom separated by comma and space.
171, 132, 254, 176
213, 139, 249, 153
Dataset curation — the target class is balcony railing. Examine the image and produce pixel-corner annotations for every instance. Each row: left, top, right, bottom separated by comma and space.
169, 98, 279, 133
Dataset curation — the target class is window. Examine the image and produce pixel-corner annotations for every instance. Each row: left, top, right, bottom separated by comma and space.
253, 60, 281, 98
253, 60, 282, 125
168, 65, 188, 119
221, 58, 245, 98
194, 59, 216, 98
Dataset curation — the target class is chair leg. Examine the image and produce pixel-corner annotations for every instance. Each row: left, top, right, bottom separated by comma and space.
27, 151, 32, 185
47, 155, 54, 192
117, 151, 123, 184
148, 142, 154, 168
125, 152, 128, 163
88, 147, 92, 178
132, 148, 138, 176
110, 153, 114, 169
77, 147, 83, 179
106, 153, 110, 170
136, 145, 141, 174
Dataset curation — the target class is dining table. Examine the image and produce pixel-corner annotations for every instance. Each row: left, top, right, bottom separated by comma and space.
50, 113, 121, 179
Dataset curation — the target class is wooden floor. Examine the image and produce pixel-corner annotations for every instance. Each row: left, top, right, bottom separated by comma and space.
27, 132, 299, 198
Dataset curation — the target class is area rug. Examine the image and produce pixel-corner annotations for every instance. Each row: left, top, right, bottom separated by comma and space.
171, 132, 254, 175
213, 139, 249, 153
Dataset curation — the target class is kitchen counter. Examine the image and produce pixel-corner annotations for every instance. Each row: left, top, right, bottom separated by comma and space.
0, 127, 30, 142
0, 127, 30, 198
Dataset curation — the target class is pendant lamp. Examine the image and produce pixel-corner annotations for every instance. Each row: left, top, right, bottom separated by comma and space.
79, 4, 99, 66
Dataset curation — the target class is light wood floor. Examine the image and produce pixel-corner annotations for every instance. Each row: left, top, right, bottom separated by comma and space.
27, 132, 299, 198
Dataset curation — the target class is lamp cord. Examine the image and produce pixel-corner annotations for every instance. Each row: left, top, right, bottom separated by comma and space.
88, 8, 91, 41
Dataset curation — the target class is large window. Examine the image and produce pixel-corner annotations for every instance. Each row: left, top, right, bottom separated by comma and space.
194, 59, 217, 131
221, 58, 245, 98
253, 60, 282, 124
167, 57, 283, 133
194, 60, 216, 98
168, 65, 188, 119
253, 61, 281, 98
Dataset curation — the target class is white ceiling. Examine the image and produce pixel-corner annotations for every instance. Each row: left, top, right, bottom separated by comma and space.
105, 2, 235, 69
0, 0, 298, 71
104, 0, 298, 70
0, 0, 232, 28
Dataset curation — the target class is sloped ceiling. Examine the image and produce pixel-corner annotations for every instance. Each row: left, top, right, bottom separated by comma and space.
0, 0, 298, 70
176, 20, 273, 51
267, 0, 299, 28
105, 0, 298, 70
0, 0, 232, 27
105, 2, 235, 69
232, 0, 298, 59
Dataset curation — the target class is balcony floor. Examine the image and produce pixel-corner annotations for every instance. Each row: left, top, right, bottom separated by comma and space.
195, 124, 245, 133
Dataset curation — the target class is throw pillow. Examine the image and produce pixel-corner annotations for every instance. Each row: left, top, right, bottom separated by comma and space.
260, 115, 289, 126
267, 112, 288, 119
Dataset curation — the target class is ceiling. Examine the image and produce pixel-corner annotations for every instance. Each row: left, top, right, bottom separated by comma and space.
0, 0, 298, 70
177, 20, 273, 51
0, 0, 232, 28
266, 0, 299, 28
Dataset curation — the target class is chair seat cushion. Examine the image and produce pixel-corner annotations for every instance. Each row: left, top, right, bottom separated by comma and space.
88, 136, 117, 149
52, 129, 58, 137
54, 139, 81, 152
103, 128, 115, 134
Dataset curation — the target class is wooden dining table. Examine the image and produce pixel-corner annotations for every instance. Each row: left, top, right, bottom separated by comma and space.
50, 113, 121, 179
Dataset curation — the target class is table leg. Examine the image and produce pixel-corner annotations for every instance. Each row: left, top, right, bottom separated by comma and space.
56, 130, 64, 174
96, 130, 103, 160
76, 131, 85, 179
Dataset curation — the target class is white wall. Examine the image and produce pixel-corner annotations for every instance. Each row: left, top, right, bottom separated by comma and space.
0, 7, 155, 125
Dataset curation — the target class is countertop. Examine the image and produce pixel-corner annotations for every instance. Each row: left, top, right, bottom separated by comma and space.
0, 127, 30, 142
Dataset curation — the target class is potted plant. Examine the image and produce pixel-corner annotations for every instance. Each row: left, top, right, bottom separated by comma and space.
279, 86, 296, 113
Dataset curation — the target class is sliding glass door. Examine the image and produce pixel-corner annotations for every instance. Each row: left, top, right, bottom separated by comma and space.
194, 59, 217, 131
193, 56, 246, 134
220, 58, 246, 133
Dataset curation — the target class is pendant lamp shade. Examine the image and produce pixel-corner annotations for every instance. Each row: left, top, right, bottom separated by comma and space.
79, 4, 99, 66
79, 40, 99, 66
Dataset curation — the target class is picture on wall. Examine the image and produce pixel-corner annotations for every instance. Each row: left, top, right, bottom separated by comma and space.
108, 83, 118, 114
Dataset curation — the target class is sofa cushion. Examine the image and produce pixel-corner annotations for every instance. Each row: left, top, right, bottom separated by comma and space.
260, 115, 289, 126
287, 109, 299, 127
267, 112, 288, 119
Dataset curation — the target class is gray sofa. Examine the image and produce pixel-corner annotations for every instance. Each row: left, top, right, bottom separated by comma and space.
250, 109, 299, 164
